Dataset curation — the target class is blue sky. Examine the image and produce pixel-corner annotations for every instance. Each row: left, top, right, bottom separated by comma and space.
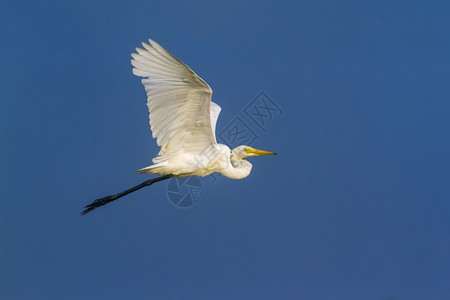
1, 0, 449, 299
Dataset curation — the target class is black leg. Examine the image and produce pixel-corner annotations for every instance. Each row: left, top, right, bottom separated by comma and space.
81, 175, 172, 215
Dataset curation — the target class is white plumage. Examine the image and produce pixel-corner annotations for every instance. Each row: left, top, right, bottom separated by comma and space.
131, 39, 275, 179
81, 39, 276, 214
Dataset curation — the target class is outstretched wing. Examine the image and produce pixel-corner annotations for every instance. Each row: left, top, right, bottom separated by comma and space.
131, 39, 220, 157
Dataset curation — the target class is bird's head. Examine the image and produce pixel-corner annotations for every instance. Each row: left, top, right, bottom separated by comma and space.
231, 145, 277, 160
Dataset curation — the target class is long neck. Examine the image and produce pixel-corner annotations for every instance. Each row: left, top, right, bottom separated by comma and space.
219, 153, 252, 179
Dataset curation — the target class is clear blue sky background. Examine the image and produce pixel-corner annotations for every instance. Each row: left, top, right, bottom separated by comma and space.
1, 1, 449, 299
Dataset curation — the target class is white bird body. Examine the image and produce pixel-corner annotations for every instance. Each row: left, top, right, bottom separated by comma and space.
131, 39, 275, 180
137, 144, 252, 179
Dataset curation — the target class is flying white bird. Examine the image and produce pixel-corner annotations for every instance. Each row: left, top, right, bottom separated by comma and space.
82, 39, 276, 214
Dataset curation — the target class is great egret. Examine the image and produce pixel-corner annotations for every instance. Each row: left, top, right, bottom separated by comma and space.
82, 39, 276, 215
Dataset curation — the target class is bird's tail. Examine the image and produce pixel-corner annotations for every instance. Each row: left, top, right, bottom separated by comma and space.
136, 162, 168, 174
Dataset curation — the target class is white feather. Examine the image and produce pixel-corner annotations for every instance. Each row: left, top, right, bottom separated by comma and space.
131, 39, 274, 178
131, 39, 217, 158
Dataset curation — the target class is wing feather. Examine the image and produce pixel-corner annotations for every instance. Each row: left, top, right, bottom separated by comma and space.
131, 39, 218, 158
210, 101, 222, 141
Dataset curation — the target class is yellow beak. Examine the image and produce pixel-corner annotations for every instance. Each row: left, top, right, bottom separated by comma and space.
246, 147, 277, 156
